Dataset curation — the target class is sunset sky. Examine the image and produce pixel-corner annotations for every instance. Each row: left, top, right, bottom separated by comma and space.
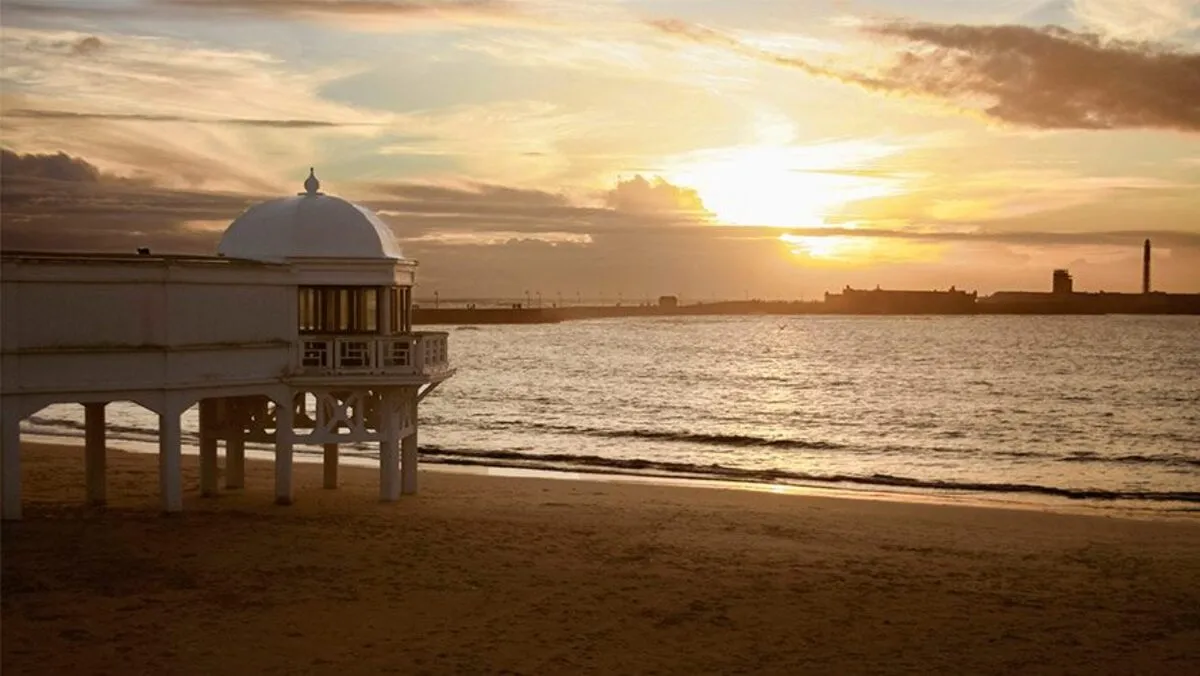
2, 0, 1199, 299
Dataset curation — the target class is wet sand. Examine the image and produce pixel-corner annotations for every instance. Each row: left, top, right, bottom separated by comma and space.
3, 442, 1199, 675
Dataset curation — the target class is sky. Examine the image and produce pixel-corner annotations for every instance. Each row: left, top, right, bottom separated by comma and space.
2, 0, 1199, 300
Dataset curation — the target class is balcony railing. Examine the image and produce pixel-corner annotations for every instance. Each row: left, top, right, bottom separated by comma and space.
294, 332, 450, 377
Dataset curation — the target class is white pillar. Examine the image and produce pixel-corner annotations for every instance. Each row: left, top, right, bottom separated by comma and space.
84, 402, 107, 506
1, 405, 22, 520
159, 410, 183, 514
401, 389, 419, 496
198, 399, 219, 498
380, 429, 400, 502
323, 443, 339, 489
274, 396, 294, 506
225, 399, 245, 489
225, 436, 245, 490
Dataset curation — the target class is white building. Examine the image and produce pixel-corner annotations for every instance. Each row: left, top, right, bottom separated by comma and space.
0, 170, 454, 520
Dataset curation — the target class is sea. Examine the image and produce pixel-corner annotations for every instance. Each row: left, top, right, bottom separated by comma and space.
23, 315, 1200, 513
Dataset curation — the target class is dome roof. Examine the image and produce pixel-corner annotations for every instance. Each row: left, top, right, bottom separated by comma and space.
217, 169, 402, 261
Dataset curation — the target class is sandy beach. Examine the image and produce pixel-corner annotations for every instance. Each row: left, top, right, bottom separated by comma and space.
3, 442, 1199, 675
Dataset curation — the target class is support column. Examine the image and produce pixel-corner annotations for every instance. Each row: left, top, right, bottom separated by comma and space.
380, 420, 400, 502
401, 389, 419, 496
84, 402, 107, 506
159, 410, 183, 514
225, 397, 245, 489
225, 436, 245, 489
2, 405, 22, 520
323, 443, 339, 489
274, 395, 294, 506
199, 399, 219, 498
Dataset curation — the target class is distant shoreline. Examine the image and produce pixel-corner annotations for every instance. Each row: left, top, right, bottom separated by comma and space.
414, 303, 1200, 324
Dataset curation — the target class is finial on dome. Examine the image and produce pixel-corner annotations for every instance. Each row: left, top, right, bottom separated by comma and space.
303, 167, 320, 195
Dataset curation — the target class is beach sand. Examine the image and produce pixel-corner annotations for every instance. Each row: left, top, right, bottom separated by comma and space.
3, 442, 1199, 675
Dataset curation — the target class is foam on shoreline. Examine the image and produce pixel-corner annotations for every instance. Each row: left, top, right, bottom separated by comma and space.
19, 433, 1197, 521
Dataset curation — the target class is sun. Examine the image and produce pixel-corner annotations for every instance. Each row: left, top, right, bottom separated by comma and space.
779, 234, 870, 261
665, 142, 903, 228
779, 232, 945, 265
784, 235, 849, 259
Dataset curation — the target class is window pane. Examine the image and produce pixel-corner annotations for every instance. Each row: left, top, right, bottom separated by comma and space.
399, 287, 411, 332
307, 288, 315, 332
323, 288, 338, 332
298, 291, 303, 331
365, 288, 378, 332
338, 289, 349, 331
393, 288, 401, 333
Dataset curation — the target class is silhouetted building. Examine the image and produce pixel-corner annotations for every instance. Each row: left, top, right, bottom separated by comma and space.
980, 238, 1200, 313
1052, 269, 1074, 295
658, 295, 679, 309
823, 286, 977, 314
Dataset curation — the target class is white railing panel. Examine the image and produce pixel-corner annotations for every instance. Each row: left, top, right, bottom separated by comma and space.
380, 338, 414, 368
301, 339, 332, 369
293, 332, 449, 377
335, 338, 374, 370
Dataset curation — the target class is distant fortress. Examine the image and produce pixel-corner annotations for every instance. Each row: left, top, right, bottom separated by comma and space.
415, 239, 1200, 323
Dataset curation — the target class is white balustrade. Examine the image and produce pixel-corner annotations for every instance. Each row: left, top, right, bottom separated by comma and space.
294, 332, 449, 376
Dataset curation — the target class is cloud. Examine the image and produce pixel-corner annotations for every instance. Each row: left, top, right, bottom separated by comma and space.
648, 19, 848, 81
4, 0, 544, 31
455, 20, 828, 91
369, 181, 589, 230
604, 175, 709, 216
3, 109, 377, 129
867, 22, 1200, 130
71, 36, 104, 55
378, 101, 616, 185
771, 226, 1200, 249
1, 28, 391, 192
161, 0, 531, 28
1071, 0, 1200, 41
848, 167, 1196, 227
649, 19, 1200, 132
1, 149, 102, 183
6, 150, 1198, 297
163, 0, 513, 15
2, 27, 718, 194
367, 176, 716, 238
0, 150, 258, 253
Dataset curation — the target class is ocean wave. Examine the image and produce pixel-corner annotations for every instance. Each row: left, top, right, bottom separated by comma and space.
464, 420, 849, 450
590, 428, 847, 450
26, 414, 1200, 470
26, 415, 198, 442
452, 419, 1200, 468
20, 419, 1197, 502
418, 446, 1200, 504
1060, 452, 1200, 468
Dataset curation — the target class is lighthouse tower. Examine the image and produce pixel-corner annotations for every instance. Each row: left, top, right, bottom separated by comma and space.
1143, 239, 1152, 294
